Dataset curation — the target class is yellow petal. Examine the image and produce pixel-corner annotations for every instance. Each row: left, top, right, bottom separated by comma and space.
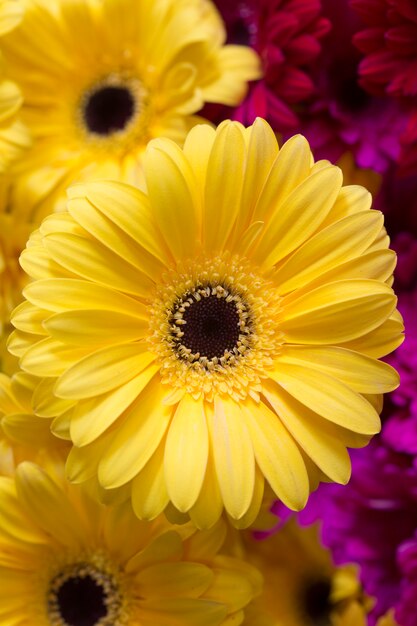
274, 211, 384, 294
254, 166, 343, 268
131, 441, 170, 520
98, 378, 172, 489
252, 134, 311, 223
281, 280, 397, 344
135, 562, 213, 598
210, 396, 255, 520
203, 122, 246, 253
55, 344, 156, 399
270, 361, 381, 434
276, 345, 399, 394
144, 139, 198, 259
242, 400, 309, 510
164, 395, 208, 512
263, 381, 351, 484
43, 232, 154, 298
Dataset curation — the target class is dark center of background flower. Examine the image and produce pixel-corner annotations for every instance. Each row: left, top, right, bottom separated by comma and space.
302, 578, 333, 626
181, 293, 241, 359
83, 85, 136, 136
56, 575, 107, 626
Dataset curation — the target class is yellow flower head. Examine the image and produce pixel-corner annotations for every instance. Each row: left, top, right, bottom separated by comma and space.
240, 519, 372, 626
1, 0, 260, 221
0, 371, 69, 474
0, 460, 261, 625
10, 119, 404, 528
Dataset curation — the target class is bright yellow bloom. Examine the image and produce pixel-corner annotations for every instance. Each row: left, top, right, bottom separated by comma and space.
1, 0, 260, 221
10, 119, 403, 528
239, 519, 372, 626
0, 372, 69, 474
0, 460, 261, 625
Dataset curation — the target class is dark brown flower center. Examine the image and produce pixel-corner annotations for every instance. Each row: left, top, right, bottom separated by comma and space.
83, 85, 135, 135
169, 283, 253, 365
48, 563, 121, 626
56, 575, 107, 626
302, 578, 333, 626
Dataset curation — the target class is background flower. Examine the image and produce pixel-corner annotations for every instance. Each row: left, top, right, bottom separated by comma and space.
0, 0, 260, 221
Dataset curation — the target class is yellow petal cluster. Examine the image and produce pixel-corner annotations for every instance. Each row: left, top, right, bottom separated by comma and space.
9, 119, 403, 529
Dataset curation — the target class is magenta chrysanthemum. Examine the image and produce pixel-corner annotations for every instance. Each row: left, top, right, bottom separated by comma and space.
214, 0, 331, 130
351, 0, 417, 99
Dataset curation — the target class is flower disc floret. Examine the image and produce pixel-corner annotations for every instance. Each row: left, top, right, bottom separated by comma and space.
9, 118, 404, 528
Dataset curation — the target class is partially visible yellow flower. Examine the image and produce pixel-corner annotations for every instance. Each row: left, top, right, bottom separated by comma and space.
240, 519, 372, 626
0, 460, 262, 625
337, 152, 382, 198
1, 0, 260, 221
10, 119, 403, 528
0, 371, 69, 474
0, 61, 30, 172
376, 610, 399, 626
0, 180, 33, 373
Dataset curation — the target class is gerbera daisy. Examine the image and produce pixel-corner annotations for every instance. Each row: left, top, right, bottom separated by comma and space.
9, 119, 403, 528
0, 0, 260, 222
0, 460, 262, 625
241, 518, 372, 626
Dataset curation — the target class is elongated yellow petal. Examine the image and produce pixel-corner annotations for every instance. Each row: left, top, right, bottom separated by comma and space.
252, 134, 311, 223
270, 362, 381, 434
55, 345, 155, 399
44, 232, 154, 298
98, 378, 173, 489
276, 345, 399, 394
254, 166, 343, 268
24, 278, 146, 316
242, 400, 309, 510
274, 211, 384, 294
263, 381, 351, 484
164, 395, 208, 512
211, 396, 255, 520
44, 310, 148, 345
203, 122, 246, 253
131, 442, 170, 520
135, 562, 213, 599
70, 365, 159, 446
281, 280, 396, 343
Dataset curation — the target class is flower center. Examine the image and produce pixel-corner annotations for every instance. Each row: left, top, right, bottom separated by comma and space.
48, 563, 122, 626
170, 283, 253, 365
83, 85, 136, 136
302, 578, 333, 625
148, 255, 283, 401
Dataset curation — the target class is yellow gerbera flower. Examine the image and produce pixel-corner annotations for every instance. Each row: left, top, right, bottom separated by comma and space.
0, 460, 261, 625
0, 0, 260, 221
239, 519, 372, 626
0, 371, 69, 474
10, 119, 404, 528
